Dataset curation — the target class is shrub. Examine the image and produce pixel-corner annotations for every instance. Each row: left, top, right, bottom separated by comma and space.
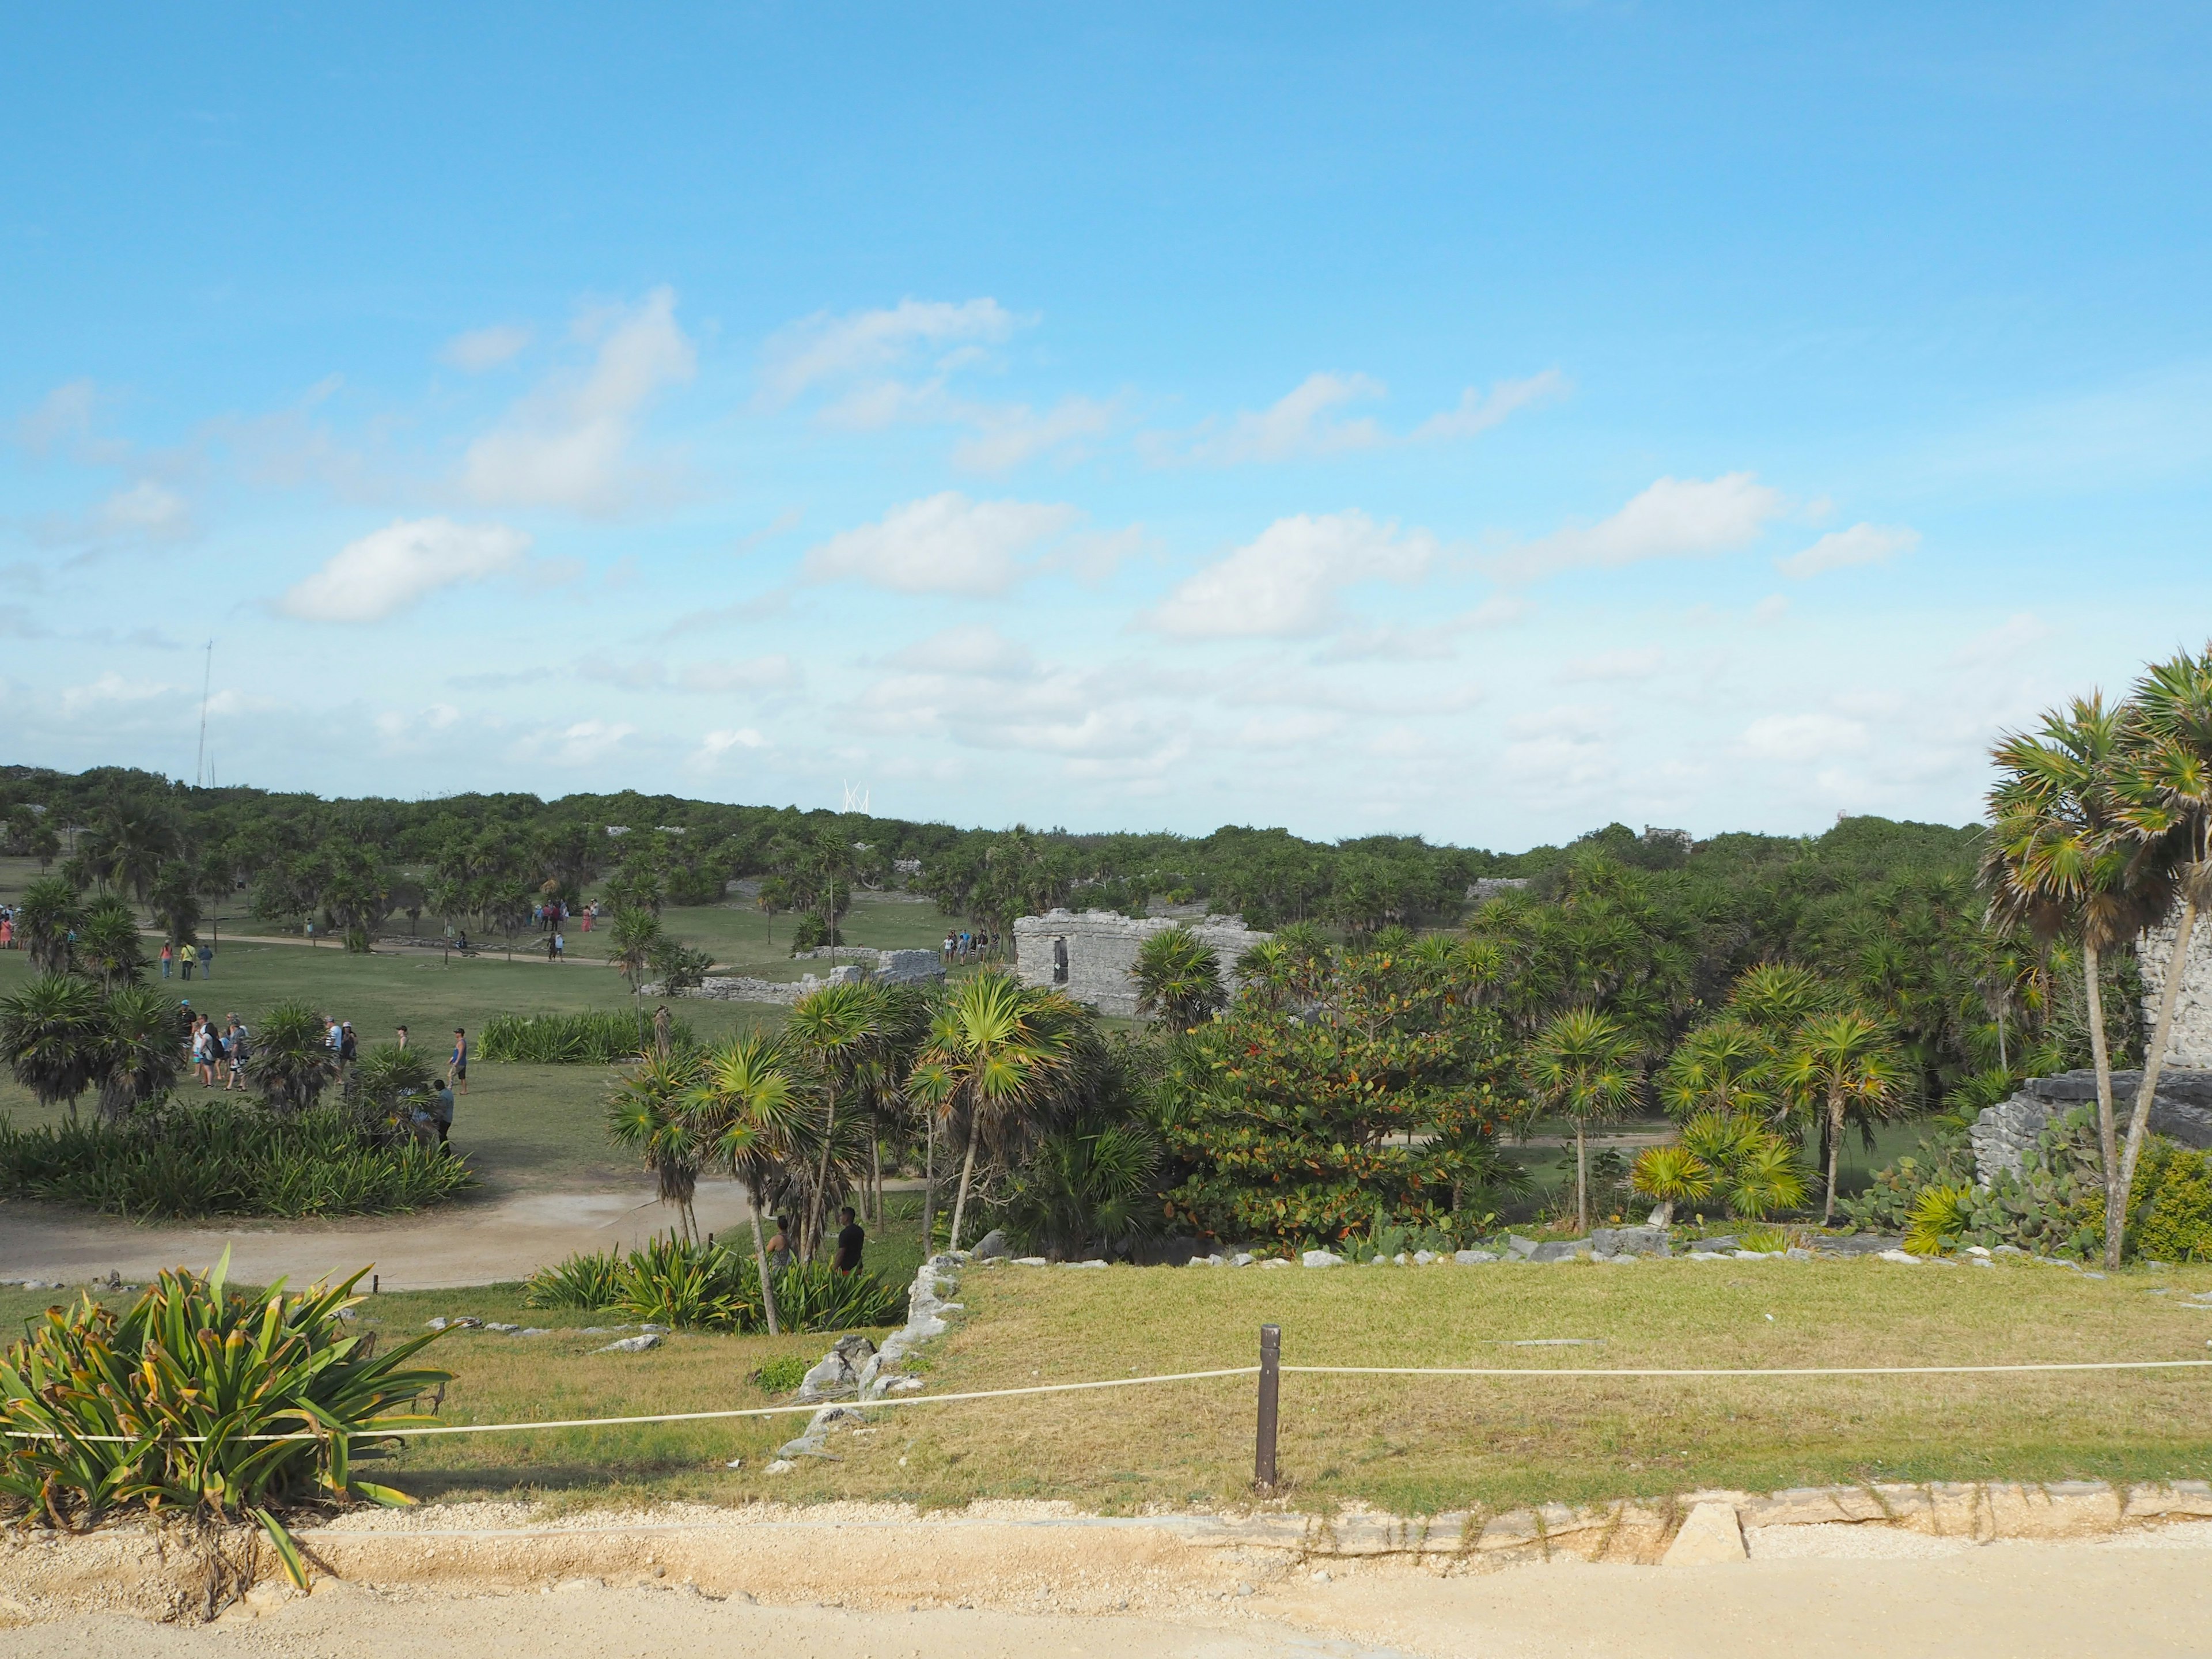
2130, 1143, 2212, 1263
789, 912, 840, 951
0, 1258, 449, 1590
522, 1237, 902, 1333
1904, 1184, 1974, 1255
478, 1010, 695, 1065
750, 1355, 809, 1393
0, 1101, 475, 1219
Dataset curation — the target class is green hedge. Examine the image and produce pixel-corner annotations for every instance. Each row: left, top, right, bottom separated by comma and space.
0, 1101, 476, 1219
522, 1235, 903, 1333
477, 1009, 696, 1064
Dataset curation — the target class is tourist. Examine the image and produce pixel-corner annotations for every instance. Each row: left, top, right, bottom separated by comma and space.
395, 1024, 408, 1050
159, 941, 172, 978
431, 1081, 455, 1146
225, 1017, 249, 1090
192, 1018, 217, 1088
196, 941, 213, 979
834, 1206, 865, 1275
180, 943, 194, 980
766, 1217, 793, 1272
449, 1027, 468, 1095
339, 1021, 358, 1066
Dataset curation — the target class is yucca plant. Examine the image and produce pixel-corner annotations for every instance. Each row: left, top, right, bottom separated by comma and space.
0, 1254, 449, 1589
521, 1248, 624, 1309
479, 1010, 693, 1065
521, 1239, 902, 1332
1628, 1144, 1714, 1226
1904, 1184, 1974, 1255
609, 1234, 757, 1331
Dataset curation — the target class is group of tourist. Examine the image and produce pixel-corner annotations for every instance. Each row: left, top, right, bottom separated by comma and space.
535, 897, 595, 932
185, 1009, 251, 1089
158, 940, 216, 979
762, 1206, 869, 1275
941, 928, 994, 963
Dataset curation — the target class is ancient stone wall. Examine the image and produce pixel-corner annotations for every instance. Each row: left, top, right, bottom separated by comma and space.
1968, 1067, 2212, 1185
2139, 904, 2212, 1066
1011, 909, 1270, 1017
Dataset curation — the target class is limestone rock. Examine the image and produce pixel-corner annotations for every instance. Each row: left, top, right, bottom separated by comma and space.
972, 1229, 1013, 1260
1590, 1225, 1669, 1257
1301, 1249, 1343, 1268
1662, 1502, 1747, 1565
1528, 1238, 1590, 1263
1453, 1249, 1498, 1264
594, 1333, 661, 1354
1876, 1249, 1922, 1264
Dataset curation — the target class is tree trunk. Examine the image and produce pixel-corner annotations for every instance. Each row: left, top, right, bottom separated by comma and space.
950, 1115, 981, 1253
808, 1085, 839, 1262
872, 1133, 884, 1232
1647, 1199, 1673, 1226
1823, 1087, 1844, 1222
2121, 897, 2198, 1217
748, 1186, 780, 1336
2082, 940, 2123, 1271
1574, 1124, 1588, 1233
922, 1114, 936, 1255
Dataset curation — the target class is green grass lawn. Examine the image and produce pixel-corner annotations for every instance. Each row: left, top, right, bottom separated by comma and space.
7, 1253, 2205, 1518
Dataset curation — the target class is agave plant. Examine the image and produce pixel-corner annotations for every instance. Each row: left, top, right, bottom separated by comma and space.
0, 1253, 449, 1589
1904, 1184, 1974, 1255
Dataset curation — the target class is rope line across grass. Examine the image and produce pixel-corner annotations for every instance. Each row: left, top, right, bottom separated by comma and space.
6, 1355, 2210, 1444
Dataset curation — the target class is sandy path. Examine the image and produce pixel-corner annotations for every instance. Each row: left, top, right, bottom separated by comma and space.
0, 1179, 764, 1290
1, 1537, 2206, 1658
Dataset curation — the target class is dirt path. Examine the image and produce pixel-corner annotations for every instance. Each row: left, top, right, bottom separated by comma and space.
0, 1179, 765, 1290
1, 1532, 2205, 1657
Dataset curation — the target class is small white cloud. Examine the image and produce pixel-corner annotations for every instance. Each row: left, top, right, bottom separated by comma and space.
760, 298, 1020, 405
441, 324, 534, 372
544, 720, 636, 766
279, 517, 531, 623
92, 480, 192, 540
1559, 646, 1665, 683
1777, 521, 1920, 579
60, 672, 169, 712
889, 623, 1036, 678
953, 396, 1119, 471
17, 380, 99, 457
1145, 510, 1436, 639
677, 654, 802, 694
698, 728, 767, 757
1740, 712, 1869, 762
1494, 472, 1787, 582
1179, 373, 1388, 465
1409, 370, 1570, 441
1310, 597, 1529, 664
801, 493, 1081, 596
461, 287, 695, 514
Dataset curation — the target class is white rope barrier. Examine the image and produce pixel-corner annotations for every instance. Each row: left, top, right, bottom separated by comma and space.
6, 1354, 2206, 1445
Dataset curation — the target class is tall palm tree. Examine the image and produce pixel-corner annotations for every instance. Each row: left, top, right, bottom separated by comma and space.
93, 983, 185, 1122
0, 973, 107, 1117
785, 981, 896, 1259
609, 907, 664, 993
607, 1047, 709, 1243
1525, 1007, 1639, 1232
16, 877, 84, 974
1984, 693, 2168, 1268
1778, 1009, 1908, 1222
1130, 926, 1225, 1029
1657, 1017, 1777, 1122
75, 896, 146, 991
908, 972, 1081, 1252
688, 1033, 812, 1335
248, 1002, 340, 1115
2115, 646, 2212, 1211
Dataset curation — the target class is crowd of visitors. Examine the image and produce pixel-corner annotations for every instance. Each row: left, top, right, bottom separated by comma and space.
941, 927, 994, 963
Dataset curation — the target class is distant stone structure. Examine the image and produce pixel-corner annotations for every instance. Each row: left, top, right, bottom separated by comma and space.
2140, 903, 2212, 1067
1968, 1069, 2212, 1186
645, 947, 942, 1006
1467, 878, 1531, 902
1012, 910, 1270, 1017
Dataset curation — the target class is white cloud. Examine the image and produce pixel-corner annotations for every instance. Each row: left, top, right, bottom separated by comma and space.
1145, 510, 1437, 639
460, 287, 695, 514
1310, 597, 1529, 664
441, 324, 534, 372
801, 493, 1081, 596
1753, 594, 1790, 623
1777, 521, 1920, 579
760, 298, 1020, 405
17, 380, 100, 457
92, 480, 192, 540
531, 719, 637, 766
697, 728, 767, 759
279, 517, 531, 623
1560, 646, 1665, 683
677, 655, 802, 694
60, 672, 169, 713
1740, 712, 1869, 762
952, 396, 1119, 471
1409, 370, 1570, 440
1493, 472, 1787, 581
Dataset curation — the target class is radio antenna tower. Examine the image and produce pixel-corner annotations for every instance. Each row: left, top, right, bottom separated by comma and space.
193, 640, 214, 787
842, 781, 870, 814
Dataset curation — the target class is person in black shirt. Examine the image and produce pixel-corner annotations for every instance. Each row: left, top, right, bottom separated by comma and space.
833, 1206, 865, 1274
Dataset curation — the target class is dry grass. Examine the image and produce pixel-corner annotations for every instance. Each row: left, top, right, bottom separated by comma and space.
7, 1257, 2211, 1518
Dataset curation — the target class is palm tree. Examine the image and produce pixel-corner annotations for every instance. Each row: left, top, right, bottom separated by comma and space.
75, 896, 146, 991
687, 1033, 812, 1335
16, 877, 84, 974
908, 972, 1081, 1252
1657, 1017, 1777, 1122
0, 973, 107, 1116
1130, 926, 1225, 1029
1778, 1009, 1908, 1222
1984, 693, 2168, 1268
1727, 963, 1837, 1033
1628, 1144, 1713, 1226
150, 861, 203, 954
2115, 646, 2212, 1213
249, 1002, 339, 1114
785, 981, 897, 1259
1525, 1007, 1639, 1232
609, 907, 663, 993
607, 1047, 709, 1243
93, 983, 185, 1122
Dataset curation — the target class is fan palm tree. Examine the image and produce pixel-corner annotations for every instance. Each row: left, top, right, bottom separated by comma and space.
1130, 926, 1225, 1029
1778, 1009, 1908, 1222
93, 983, 185, 1122
1727, 963, 1838, 1033
1983, 692, 2168, 1268
2115, 646, 2212, 1211
1657, 1017, 1777, 1122
607, 1047, 710, 1243
248, 1002, 339, 1114
75, 896, 146, 991
1628, 1143, 1713, 1226
609, 907, 664, 993
908, 972, 1081, 1252
687, 1033, 813, 1335
0, 972, 107, 1116
785, 981, 897, 1259
16, 877, 84, 974
1525, 1007, 1639, 1232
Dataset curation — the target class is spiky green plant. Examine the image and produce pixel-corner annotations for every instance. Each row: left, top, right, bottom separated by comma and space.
0, 1254, 449, 1589
1627, 1144, 1714, 1226
1904, 1183, 1974, 1255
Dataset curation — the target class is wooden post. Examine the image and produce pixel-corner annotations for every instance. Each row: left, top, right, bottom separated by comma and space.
1254, 1323, 1281, 1493
372, 1274, 379, 1296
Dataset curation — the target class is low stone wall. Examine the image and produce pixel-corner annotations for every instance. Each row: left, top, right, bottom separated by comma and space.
650, 950, 945, 1005
2141, 904, 2212, 1066
1012, 909, 1269, 1017
1968, 1068, 2212, 1185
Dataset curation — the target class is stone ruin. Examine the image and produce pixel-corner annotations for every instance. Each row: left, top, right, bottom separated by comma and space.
1012, 909, 1270, 1018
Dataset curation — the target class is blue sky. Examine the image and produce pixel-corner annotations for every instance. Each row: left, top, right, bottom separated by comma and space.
5, 5, 2210, 849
